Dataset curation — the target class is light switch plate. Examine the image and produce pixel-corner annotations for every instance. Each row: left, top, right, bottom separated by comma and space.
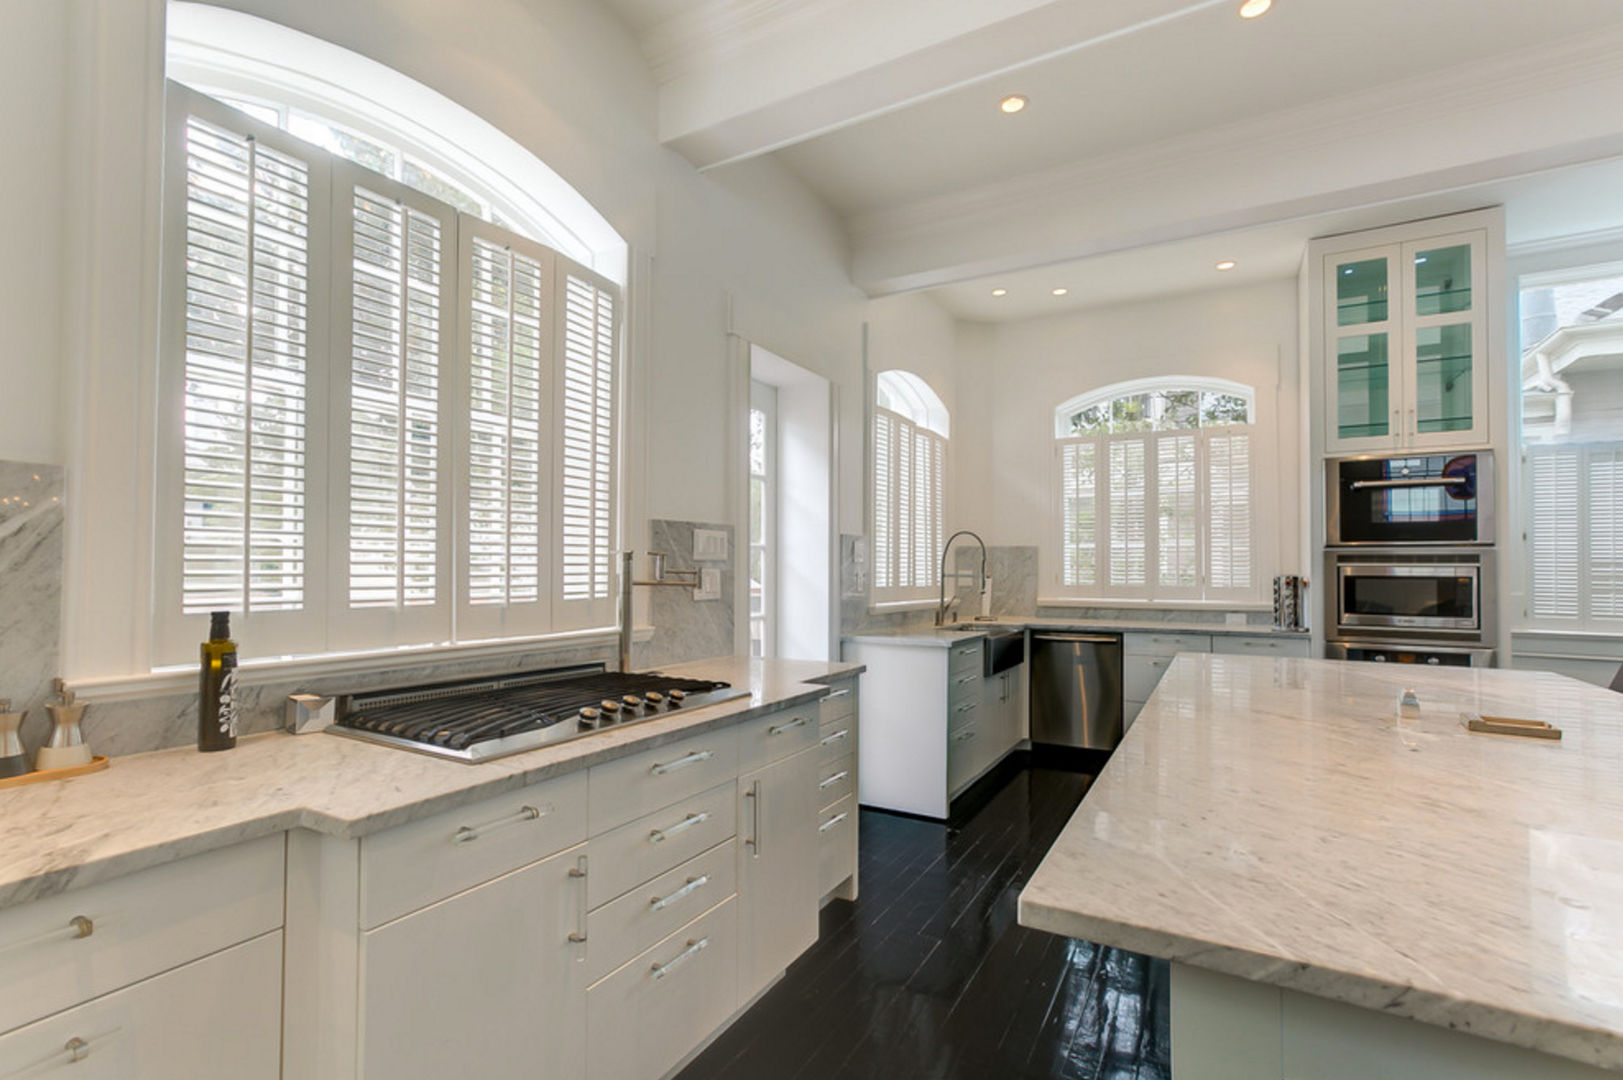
692, 567, 722, 602
693, 529, 729, 563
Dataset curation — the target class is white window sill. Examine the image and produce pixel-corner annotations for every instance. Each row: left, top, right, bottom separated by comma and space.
1038, 597, 1271, 613
71, 625, 648, 702
869, 599, 941, 614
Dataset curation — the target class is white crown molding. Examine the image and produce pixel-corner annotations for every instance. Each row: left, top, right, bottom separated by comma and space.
851, 22, 1623, 247
640, 0, 859, 84
1508, 224, 1623, 260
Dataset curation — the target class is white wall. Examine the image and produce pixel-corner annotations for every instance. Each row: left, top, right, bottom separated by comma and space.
0, 0, 69, 466
957, 279, 1304, 597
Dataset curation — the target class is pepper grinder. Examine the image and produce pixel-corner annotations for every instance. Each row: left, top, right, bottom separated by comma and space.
36, 679, 92, 771
0, 699, 28, 778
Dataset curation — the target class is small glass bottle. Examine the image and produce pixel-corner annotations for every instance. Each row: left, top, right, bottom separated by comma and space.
199, 611, 239, 752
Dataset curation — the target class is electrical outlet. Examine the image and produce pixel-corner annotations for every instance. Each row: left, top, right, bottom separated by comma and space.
692, 567, 722, 602
693, 529, 729, 563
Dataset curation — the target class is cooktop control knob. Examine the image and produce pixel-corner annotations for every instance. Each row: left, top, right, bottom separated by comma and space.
600, 699, 622, 714
668, 689, 687, 704
645, 691, 666, 707
622, 695, 644, 710
578, 706, 601, 727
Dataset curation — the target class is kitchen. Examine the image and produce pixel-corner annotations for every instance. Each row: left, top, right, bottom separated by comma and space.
3, 1, 1623, 1078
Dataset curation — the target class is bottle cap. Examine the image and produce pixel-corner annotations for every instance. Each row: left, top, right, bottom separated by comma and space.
210, 611, 232, 640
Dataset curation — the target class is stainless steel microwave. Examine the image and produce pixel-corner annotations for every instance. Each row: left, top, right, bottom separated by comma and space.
1336, 562, 1480, 634
1327, 452, 1493, 546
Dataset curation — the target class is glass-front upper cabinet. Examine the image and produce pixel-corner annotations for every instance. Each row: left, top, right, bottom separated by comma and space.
1321, 225, 1489, 453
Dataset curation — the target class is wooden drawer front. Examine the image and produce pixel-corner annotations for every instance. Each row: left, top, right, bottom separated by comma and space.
588, 782, 736, 909
0, 930, 283, 1079
816, 756, 855, 809
1124, 655, 1177, 702
737, 705, 819, 774
0, 833, 284, 1035
1212, 635, 1312, 658
586, 839, 737, 985
817, 719, 855, 764
817, 796, 856, 896
818, 682, 856, 725
361, 769, 587, 930
947, 718, 985, 793
588, 727, 739, 836
587, 898, 738, 1080
1123, 632, 1211, 658
949, 642, 980, 676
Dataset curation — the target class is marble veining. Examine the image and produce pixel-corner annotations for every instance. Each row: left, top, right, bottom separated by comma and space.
0, 655, 860, 911
1018, 654, 1623, 1071
953, 545, 1039, 617
644, 519, 735, 667
0, 462, 63, 760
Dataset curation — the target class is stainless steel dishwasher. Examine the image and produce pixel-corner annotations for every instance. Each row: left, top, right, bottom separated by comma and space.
1030, 632, 1124, 750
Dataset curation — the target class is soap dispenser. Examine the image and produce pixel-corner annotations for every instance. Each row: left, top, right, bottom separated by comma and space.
0, 700, 28, 778
36, 679, 92, 771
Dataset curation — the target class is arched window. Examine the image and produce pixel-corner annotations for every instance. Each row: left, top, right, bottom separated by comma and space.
1053, 378, 1256, 602
152, 9, 623, 663
873, 371, 948, 601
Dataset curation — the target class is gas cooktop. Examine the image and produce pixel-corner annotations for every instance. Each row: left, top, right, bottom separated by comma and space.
330, 665, 748, 763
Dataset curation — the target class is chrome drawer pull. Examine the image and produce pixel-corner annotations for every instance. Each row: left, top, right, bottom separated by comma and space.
954, 673, 977, 685
744, 780, 762, 856
567, 855, 588, 948
649, 811, 710, 844
1, 1030, 122, 1078
0, 915, 96, 957
820, 729, 849, 746
953, 702, 976, 713
953, 730, 977, 743
819, 770, 849, 790
650, 749, 713, 775
768, 716, 809, 736
453, 803, 548, 844
649, 874, 711, 912
823, 687, 851, 699
651, 937, 709, 980
819, 812, 849, 833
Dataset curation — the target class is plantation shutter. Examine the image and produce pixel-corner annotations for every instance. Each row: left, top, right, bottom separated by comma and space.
458, 223, 554, 638
1108, 439, 1148, 588
873, 411, 894, 591
1205, 430, 1253, 593
1590, 448, 1623, 621
554, 263, 619, 628
1058, 440, 1099, 588
873, 406, 945, 601
157, 84, 331, 661
1157, 434, 1198, 590
1528, 447, 1581, 621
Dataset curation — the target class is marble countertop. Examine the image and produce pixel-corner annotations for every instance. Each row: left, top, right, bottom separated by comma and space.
1018, 654, 1623, 1071
843, 615, 1308, 648
0, 655, 861, 911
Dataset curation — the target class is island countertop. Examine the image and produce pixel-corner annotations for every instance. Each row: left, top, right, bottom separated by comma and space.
0, 655, 860, 911
1018, 654, 1623, 1071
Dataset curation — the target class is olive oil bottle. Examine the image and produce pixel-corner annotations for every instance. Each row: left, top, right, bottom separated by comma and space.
199, 611, 239, 752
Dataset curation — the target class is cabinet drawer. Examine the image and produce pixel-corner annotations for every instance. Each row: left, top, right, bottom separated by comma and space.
816, 756, 855, 809
361, 769, 587, 930
737, 705, 819, 774
1212, 635, 1312, 658
817, 796, 856, 897
588, 727, 739, 836
948, 665, 982, 695
817, 719, 855, 764
588, 782, 736, 909
947, 718, 984, 793
948, 691, 981, 732
818, 682, 856, 725
585, 839, 736, 985
0, 930, 282, 1079
0, 833, 284, 1035
949, 642, 980, 675
1124, 655, 1177, 702
1123, 632, 1211, 657
587, 898, 738, 1080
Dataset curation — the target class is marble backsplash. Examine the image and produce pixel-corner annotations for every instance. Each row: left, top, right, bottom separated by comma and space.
0, 462, 64, 760
641, 519, 735, 668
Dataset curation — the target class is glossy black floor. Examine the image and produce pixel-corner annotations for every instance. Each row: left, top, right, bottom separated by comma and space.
676, 764, 1171, 1080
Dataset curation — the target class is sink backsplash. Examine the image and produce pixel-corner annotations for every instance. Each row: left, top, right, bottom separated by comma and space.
0, 461, 64, 759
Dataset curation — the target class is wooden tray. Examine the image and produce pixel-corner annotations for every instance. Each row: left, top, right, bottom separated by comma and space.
1460, 713, 1562, 741
0, 755, 110, 790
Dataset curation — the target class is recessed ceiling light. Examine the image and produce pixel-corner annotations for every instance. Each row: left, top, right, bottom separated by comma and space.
1000, 95, 1027, 115
991, 288, 1008, 297
1238, 0, 1271, 18
1051, 287, 1069, 297
1216, 261, 1237, 271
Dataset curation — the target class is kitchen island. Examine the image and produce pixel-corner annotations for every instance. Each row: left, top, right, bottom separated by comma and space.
1019, 654, 1623, 1078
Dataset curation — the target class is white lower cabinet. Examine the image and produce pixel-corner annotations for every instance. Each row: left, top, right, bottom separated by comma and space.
0, 930, 282, 1079
736, 746, 819, 1001
358, 844, 588, 1080
586, 899, 738, 1080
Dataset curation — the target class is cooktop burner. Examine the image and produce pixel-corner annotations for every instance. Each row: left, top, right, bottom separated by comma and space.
330, 666, 748, 762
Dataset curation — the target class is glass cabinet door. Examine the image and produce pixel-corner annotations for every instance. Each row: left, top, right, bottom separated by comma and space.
1404, 234, 1485, 446
1327, 247, 1396, 447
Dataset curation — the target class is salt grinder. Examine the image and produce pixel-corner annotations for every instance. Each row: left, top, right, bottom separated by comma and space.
0, 699, 28, 778
36, 679, 92, 771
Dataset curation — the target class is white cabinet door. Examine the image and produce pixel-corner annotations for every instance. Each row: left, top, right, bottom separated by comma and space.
737, 746, 819, 1000
358, 843, 588, 1080
0, 931, 282, 1080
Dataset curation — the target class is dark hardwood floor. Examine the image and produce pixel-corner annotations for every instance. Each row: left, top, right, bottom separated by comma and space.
676, 765, 1172, 1080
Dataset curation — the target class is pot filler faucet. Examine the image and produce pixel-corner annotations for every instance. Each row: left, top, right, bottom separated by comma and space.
619, 551, 700, 673
936, 530, 991, 627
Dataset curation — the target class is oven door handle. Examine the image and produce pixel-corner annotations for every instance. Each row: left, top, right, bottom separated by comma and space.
1348, 476, 1469, 491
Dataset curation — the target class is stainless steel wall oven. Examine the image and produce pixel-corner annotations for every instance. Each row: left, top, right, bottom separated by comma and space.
1327, 452, 1493, 546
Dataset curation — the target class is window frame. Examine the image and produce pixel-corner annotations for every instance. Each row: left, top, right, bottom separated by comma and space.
749, 380, 777, 657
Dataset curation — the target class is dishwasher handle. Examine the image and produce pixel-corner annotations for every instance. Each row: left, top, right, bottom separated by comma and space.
1033, 633, 1121, 644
